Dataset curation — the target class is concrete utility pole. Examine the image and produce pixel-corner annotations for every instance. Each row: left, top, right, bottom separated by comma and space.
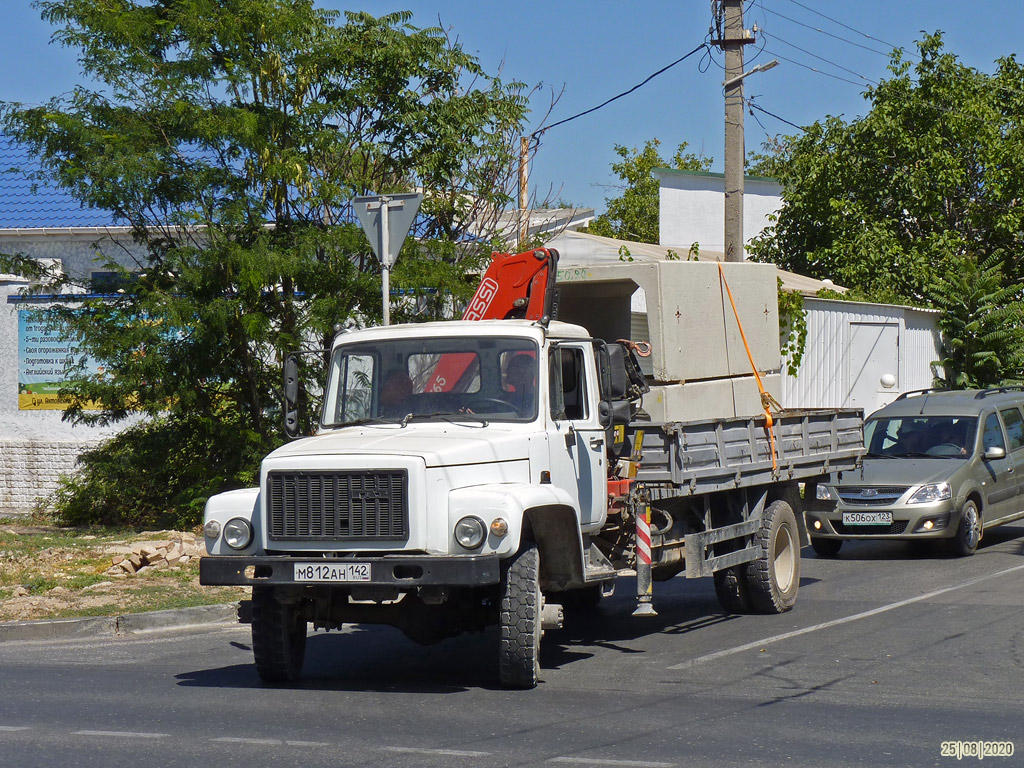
715, 0, 754, 262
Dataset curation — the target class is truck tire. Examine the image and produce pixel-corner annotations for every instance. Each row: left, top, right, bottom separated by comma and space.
499, 544, 542, 689
251, 586, 307, 683
948, 499, 981, 557
810, 537, 842, 557
745, 500, 800, 614
713, 566, 752, 614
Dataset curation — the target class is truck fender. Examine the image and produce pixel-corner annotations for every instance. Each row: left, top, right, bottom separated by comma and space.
203, 487, 261, 556
448, 483, 585, 588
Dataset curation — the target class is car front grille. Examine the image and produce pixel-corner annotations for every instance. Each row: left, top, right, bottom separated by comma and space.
837, 486, 909, 506
267, 470, 408, 542
833, 520, 908, 535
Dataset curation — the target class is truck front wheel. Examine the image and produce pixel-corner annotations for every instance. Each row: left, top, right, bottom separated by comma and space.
251, 586, 308, 683
499, 544, 542, 689
713, 566, 752, 614
745, 500, 800, 614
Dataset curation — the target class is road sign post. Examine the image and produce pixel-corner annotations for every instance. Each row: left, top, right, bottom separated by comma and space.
354, 192, 423, 325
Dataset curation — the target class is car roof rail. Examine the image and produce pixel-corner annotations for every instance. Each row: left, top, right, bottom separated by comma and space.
974, 385, 1024, 399
895, 387, 948, 401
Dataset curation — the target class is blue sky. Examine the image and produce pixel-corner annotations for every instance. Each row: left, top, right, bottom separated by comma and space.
1, 1, 1022, 213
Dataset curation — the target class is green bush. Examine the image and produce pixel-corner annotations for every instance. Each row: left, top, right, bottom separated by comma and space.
52, 415, 279, 529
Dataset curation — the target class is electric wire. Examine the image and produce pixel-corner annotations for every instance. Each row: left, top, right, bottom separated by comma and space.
780, 0, 913, 57
534, 43, 708, 139
765, 31, 879, 86
760, 5, 893, 58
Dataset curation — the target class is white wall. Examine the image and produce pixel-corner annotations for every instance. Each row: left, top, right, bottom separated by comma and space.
0, 229, 146, 513
655, 168, 781, 258
780, 298, 942, 415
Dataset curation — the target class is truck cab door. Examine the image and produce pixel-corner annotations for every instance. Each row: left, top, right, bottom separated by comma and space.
547, 343, 607, 532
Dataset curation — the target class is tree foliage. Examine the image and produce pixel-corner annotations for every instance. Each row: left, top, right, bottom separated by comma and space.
749, 34, 1024, 385
584, 138, 711, 244
928, 253, 1024, 389
2, 1, 539, 525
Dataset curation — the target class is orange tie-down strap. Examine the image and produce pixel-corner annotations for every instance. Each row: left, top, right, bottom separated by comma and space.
717, 263, 782, 470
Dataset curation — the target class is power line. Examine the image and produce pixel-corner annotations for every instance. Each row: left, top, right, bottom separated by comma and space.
765, 31, 879, 86
760, 5, 892, 58
780, 0, 915, 59
535, 43, 708, 138
760, 48, 868, 87
747, 99, 806, 132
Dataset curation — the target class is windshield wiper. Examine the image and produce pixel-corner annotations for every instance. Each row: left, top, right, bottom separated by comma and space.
400, 411, 489, 428
337, 417, 398, 427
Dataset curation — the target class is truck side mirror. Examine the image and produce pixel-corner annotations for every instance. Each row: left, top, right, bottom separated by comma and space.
984, 445, 1006, 460
598, 399, 612, 428
284, 355, 300, 439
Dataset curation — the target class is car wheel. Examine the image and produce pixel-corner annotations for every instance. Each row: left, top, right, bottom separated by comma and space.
948, 499, 982, 557
810, 536, 842, 557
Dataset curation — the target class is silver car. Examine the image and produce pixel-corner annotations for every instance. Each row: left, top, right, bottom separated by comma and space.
806, 387, 1024, 557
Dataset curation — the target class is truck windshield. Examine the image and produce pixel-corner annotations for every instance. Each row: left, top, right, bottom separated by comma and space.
321, 335, 540, 427
863, 415, 978, 458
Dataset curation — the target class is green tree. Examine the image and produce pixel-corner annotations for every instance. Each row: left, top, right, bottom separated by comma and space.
749, 33, 1024, 385
2, 1, 536, 526
928, 253, 1024, 388
584, 138, 711, 244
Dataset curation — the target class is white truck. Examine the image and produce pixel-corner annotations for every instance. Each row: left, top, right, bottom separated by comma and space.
200, 253, 862, 688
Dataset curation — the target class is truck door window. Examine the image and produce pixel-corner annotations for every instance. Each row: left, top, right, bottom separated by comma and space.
999, 408, 1024, 451
983, 413, 1006, 452
549, 347, 587, 422
328, 353, 374, 423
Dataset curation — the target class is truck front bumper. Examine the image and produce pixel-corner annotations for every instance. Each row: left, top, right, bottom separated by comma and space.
200, 554, 501, 588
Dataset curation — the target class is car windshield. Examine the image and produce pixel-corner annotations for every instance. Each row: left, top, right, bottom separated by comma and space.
321, 335, 539, 427
863, 415, 978, 458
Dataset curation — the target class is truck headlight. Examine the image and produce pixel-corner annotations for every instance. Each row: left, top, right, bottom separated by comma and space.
908, 483, 951, 504
223, 517, 253, 549
203, 520, 222, 540
815, 485, 836, 501
454, 516, 486, 550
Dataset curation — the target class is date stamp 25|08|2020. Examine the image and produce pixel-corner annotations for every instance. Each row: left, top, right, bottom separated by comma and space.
940, 741, 1014, 760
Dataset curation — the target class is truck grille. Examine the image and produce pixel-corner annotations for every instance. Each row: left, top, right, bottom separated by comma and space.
267, 470, 408, 542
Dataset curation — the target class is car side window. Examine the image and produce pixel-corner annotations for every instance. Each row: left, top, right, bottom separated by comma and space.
999, 408, 1024, 451
983, 413, 1006, 452
549, 346, 588, 422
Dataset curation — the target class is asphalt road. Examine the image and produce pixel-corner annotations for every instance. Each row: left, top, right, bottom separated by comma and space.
2, 526, 1023, 768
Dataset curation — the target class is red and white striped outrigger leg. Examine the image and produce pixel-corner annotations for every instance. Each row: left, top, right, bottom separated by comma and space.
632, 494, 658, 617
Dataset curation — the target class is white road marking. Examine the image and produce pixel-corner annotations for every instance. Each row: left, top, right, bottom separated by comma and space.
212, 737, 283, 745
549, 758, 675, 768
0, 727, 30, 732
382, 746, 492, 757
669, 562, 1024, 670
285, 741, 330, 747
73, 730, 167, 739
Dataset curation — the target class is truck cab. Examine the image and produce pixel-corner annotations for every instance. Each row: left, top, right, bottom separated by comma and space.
201, 319, 618, 687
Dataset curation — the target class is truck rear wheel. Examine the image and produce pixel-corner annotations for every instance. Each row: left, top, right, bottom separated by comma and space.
713, 566, 752, 614
745, 500, 800, 614
499, 544, 542, 689
251, 586, 308, 683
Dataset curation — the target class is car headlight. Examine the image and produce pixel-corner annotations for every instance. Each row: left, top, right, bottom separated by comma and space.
908, 482, 952, 504
223, 517, 253, 549
454, 516, 486, 549
815, 484, 837, 501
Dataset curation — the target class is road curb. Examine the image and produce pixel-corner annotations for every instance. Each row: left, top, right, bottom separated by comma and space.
0, 602, 243, 643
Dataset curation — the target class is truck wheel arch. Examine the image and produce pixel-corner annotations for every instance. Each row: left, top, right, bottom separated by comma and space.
521, 504, 585, 589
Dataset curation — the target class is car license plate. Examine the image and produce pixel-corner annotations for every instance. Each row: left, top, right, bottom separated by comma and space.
293, 562, 372, 582
842, 512, 893, 525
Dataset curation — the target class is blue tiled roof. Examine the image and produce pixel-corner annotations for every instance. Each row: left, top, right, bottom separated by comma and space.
0, 137, 123, 228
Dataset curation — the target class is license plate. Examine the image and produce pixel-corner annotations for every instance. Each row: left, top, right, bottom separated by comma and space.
842, 511, 893, 525
293, 562, 372, 582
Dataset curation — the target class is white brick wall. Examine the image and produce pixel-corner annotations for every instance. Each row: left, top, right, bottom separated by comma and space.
0, 438, 103, 512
